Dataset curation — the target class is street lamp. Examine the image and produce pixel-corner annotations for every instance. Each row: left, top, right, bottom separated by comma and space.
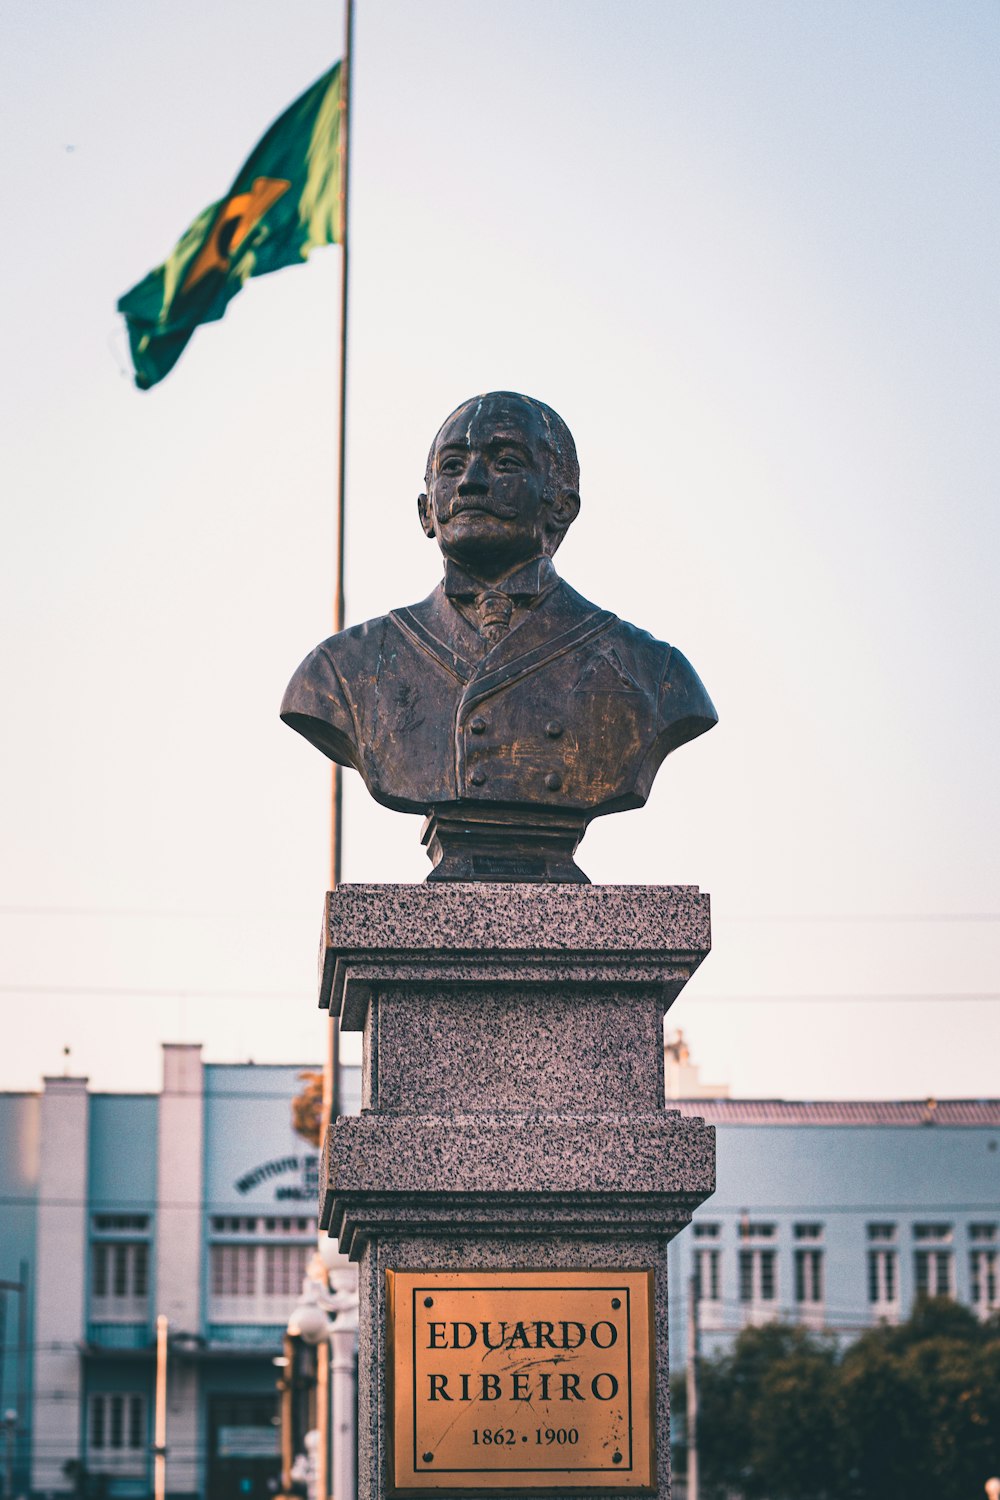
0, 1269, 28, 1500
283, 1249, 358, 1500
3, 1410, 16, 1500
153, 1315, 168, 1500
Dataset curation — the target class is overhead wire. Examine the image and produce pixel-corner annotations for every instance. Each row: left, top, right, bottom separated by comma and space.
1, 983, 999, 1002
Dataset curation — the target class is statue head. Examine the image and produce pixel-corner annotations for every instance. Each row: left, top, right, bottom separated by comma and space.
417, 392, 581, 578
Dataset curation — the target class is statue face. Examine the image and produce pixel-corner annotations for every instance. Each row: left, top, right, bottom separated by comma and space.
419, 395, 576, 576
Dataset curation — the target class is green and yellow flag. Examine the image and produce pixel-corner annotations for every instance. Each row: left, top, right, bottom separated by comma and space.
118, 63, 342, 389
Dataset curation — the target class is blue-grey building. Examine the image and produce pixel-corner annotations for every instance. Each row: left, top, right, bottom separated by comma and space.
666, 1097, 1000, 1366
2, 1045, 997, 1500
0, 1047, 361, 1500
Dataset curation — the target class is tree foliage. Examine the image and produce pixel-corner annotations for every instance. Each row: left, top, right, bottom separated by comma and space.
673, 1299, 1000, 1500
290, 1068, 323, 1147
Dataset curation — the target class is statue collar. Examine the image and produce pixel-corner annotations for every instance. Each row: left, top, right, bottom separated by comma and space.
443, 555, 558, 601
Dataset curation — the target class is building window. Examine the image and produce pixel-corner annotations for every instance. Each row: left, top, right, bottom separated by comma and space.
739, 1248, 777, 1304
795, 1249, 824, 1305
794, 1223, 823, 1241
913, 1224, 953, 1298
208, 1224, 314, 1322
913, 1222, 952, 1242
693, 1222, 720, 1239
739, 1221, 778, 1314
210, 1216, 313, 1236
211, 1244, 258, 1297
868, 1248, 898, 1307
90, 1218, 151, 1323
739, 1221, 776, 1240
970, 1250, 999, 1314
694, 1248, 720, 1303
264, 1244, 311, 1297
915, 1249, 953, 1298
969, 1223, 997, 1242
89, 1394, 146, 1452
866, 1223, 898, 1316
210, 1242, 311, 1298
92, 1242, 148, 1299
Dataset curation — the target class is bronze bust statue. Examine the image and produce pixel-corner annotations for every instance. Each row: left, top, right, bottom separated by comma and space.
282, 392, 717, 881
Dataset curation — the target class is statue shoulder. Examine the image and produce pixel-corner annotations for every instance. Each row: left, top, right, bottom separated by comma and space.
600, 612, 717, 744
280, 612, 396, 769
280, 592, 445, 769
295, 613, 395, 674
657, 641, 718, 747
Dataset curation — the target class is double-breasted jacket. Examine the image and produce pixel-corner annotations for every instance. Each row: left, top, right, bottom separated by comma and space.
281, 564, 717, 820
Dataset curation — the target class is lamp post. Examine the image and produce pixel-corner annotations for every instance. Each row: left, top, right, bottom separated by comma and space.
2, 1410, 15, 1500
276, 1334, 296, 1497
285, 1249, 359, 1500
153, 1315, 168, 1500
0, 1270, 27, 1500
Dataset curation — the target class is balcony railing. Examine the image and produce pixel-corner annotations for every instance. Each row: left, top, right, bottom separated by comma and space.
87, 1322, 152, 1350
207, 1323, 285, 1347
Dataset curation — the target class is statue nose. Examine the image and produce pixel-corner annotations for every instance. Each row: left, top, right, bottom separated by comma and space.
457, 457, 488, 494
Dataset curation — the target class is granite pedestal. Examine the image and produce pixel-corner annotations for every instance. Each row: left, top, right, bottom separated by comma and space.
318, 884, 715, 1500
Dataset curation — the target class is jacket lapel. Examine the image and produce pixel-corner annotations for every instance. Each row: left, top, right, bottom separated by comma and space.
391, 598, 475, 684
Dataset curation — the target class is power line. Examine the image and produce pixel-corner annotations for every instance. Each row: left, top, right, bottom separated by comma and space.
1, 1192, 998, 1211
0, 1092, 334, 1104
2, 906, 998, 922
1, 983, 999, 1002
0, 985, 311, 999
0, 907, 308, 920
689, 993, 1000, 1003
723, 913, 1000, 924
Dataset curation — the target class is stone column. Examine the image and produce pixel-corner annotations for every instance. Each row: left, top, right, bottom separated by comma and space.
32, 1075, 89, 1497
319, 884, 715, 1500
155, 1043, 204, 1499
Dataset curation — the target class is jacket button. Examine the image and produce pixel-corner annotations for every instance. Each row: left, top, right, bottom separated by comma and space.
469, 716, 487, 734
470, 769, 487, 787
544, 772, 563, 792
545, 721, 563, 738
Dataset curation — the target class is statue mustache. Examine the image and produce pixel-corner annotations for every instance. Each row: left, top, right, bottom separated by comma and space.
445, 497, 519, 520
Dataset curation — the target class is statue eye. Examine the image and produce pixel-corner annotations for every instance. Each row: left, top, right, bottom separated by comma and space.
439, 456, 464, 474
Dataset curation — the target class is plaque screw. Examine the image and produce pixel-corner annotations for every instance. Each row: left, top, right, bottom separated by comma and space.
422, 1453, 434, 1464
611, 1298, 621, 1310
424, 1297, 434, 1307
612, 1452, 623, 1464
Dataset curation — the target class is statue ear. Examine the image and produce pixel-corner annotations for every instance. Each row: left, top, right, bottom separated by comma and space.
417, 492, 436, 539
549, 487, 581, 534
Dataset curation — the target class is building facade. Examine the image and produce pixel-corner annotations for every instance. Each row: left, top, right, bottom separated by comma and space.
0, 1047, 361, 1500
2, 1043, 998, 1499
666, 1098, 1000, 1366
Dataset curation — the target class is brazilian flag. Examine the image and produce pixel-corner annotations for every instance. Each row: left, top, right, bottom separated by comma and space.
118, 63, 342, 389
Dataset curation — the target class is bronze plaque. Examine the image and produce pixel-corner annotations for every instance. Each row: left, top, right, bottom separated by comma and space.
386, 1269, 656, 1494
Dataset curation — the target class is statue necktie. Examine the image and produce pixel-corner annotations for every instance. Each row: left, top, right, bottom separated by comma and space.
475, 589, 513, 647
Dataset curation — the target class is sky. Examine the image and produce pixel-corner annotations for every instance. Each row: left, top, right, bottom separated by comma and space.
1, 0, 998, 1101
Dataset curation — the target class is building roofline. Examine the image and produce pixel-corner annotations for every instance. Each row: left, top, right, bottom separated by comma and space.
671, 1098, 1000, 1126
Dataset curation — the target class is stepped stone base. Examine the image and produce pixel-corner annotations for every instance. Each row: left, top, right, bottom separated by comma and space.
318, 883, 716, 1500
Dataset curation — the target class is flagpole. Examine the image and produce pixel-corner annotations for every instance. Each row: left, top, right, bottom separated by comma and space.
326, 0, 354, 1099
318, 7, 353, 1498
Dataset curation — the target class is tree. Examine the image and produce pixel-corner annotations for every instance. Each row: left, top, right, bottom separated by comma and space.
680, 1323, 840, 1500
674, 1300, 1000, 1500
837, 1300, 1000, 1500
291, 1069, 323, 1147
